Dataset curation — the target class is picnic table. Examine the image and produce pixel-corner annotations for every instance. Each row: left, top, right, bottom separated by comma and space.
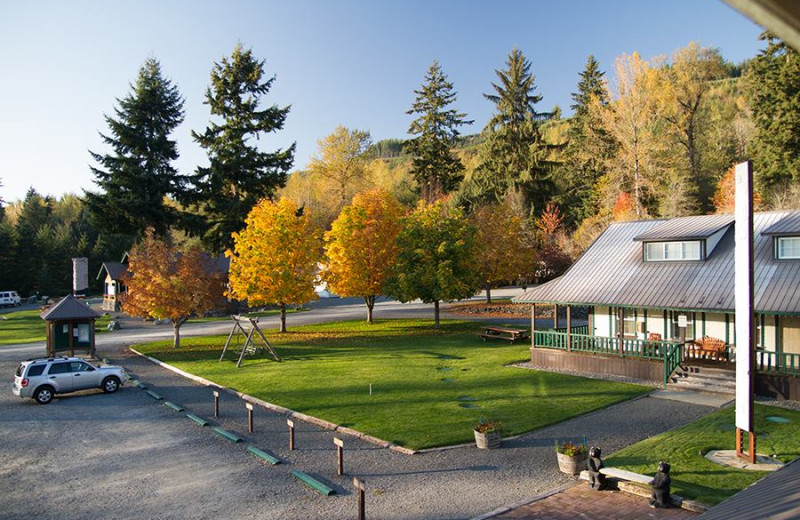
479, 326, 529, 344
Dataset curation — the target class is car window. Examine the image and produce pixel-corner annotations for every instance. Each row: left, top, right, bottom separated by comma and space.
70, 362, 93, 372
27, 365, 46, 377
47, 362, 71, 375
15, 364, 23, 377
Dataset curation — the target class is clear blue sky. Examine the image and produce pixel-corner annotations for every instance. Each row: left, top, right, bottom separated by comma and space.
0, 0, 763, 203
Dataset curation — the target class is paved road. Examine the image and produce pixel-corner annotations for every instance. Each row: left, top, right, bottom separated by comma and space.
1, 292, 713, 519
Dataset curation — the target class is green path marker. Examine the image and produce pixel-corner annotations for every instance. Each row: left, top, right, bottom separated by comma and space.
146, 390, 163, 400
213, 427, 243, 443
247, 446, 281, 465
291, 470, 335, 496
164, 401, 184, 412
185, 413, 209, 426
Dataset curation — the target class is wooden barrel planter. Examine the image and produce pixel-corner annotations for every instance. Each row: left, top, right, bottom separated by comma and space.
474, 429, 502, 449
556, 452, 587, 474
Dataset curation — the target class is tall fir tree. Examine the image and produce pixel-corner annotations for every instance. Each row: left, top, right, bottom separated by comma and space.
187, 44, 295, 251
472, 48, 556, 216
405, 61, 472, 202
556, 55, 613, 227
746, 33, 800, 203
85, 57, 185, 238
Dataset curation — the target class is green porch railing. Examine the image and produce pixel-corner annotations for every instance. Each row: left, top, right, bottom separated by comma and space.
553, 324, 590, 335
757, 350, 800, 376
532, 330, 685, 385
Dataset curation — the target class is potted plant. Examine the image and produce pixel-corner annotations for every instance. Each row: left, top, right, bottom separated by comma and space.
555, 439, 588, 474
474, 418, 503, 449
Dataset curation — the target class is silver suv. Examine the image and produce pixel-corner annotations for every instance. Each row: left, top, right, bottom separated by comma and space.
0, 291, 21, 307
13, 357, 127, 404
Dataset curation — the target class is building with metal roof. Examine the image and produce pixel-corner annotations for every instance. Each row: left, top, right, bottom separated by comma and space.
513, 211, 800, 395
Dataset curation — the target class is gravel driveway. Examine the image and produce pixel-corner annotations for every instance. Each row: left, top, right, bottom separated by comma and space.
1, 294, 715, 519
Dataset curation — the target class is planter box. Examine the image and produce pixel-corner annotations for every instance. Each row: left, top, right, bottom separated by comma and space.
474, 429, 502, 449
557, 451, 587, 474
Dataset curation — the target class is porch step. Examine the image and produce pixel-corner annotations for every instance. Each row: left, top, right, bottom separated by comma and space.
669, 366, 736, 396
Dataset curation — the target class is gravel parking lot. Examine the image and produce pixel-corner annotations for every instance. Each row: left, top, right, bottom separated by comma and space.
1, 297, 716, 519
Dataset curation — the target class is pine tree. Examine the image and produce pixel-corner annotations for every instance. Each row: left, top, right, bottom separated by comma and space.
187, 44, 295, 252
474, 49, 556, 216
746, 33, 800, 202
556, 55, 613, 226
406, 61, 472, 202
85, 57, 185, 237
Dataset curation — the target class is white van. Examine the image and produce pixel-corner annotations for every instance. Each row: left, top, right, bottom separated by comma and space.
0, 291, 21, 307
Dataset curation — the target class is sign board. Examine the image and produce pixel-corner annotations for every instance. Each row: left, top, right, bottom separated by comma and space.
677, 314, 687, 328
72, 257, 89, 294
735, 161, 754, 433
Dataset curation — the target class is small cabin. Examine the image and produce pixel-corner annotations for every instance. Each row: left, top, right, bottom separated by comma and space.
41, 294, 101, 358
97, 259, 129, 312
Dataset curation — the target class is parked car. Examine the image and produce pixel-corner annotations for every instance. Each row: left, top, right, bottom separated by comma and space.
0, 290, 21, 307
12, 357, 127, 404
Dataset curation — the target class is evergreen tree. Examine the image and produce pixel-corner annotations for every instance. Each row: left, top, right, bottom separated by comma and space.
85, 57, 186, 237
406, 61, 472, 202
187, 44, 295, 251
472, 48, 557, 217
746, 33, 800, 202
556, 55, 613, 227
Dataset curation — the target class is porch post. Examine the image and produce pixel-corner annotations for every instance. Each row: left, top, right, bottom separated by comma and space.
618, 308, 624, 356
554, 304, 559, 329
531, 303, 536, 351
566, 305, 572, 351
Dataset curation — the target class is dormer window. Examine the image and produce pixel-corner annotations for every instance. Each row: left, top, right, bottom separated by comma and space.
644, 241, 701, 261
777, 237, 800, 260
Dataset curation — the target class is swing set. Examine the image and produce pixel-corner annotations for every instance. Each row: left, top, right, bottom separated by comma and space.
219, 315, 281, 368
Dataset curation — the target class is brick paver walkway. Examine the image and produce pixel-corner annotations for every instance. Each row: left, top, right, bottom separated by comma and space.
493, 483, 700, 520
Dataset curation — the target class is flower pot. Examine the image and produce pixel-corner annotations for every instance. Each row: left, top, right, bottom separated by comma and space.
556, 451, 587, 475
474, 429, 502, 449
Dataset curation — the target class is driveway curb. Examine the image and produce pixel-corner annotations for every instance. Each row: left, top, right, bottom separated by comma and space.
129, 347, 417, 455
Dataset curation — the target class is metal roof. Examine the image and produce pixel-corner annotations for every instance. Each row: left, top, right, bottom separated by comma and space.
40, 294, 102, 321
514, 211, 800, 315
698, 457, 800, 520
762, 212, 800, 236
96, 261, 129, 281
633, 214, 734, 241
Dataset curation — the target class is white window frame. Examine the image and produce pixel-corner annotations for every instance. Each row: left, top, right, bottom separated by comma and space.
644, 241, 702, 261
777, 237, 800, 260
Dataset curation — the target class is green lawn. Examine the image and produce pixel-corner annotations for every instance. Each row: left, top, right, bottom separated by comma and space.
605, 404, 800, 505
0, 310, 112, 345
135, 319, 650, 450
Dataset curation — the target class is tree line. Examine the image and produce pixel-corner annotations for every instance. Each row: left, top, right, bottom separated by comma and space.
1, 34, 798, 300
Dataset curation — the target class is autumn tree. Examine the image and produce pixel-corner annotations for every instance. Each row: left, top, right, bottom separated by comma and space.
385, 199, 480, 328
406, 61, 472, 202
227, 197, 320, 332
591, 52, 665, 218
532, 202, 571, 283
472, 201, 533, 303
308, 126, 373, 210
473, 48, 556, 215
123, 230, 226, 348
85, 57, 186, 237
746, 33, 800, 203
323, 188, 404, 322
187, 45, 295, 251
712, 166, 762, 213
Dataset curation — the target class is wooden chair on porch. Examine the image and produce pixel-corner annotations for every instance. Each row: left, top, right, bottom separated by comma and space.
687, 336, 727, 361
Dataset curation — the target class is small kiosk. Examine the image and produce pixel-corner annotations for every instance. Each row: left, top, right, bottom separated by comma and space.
41, 295, 101, 358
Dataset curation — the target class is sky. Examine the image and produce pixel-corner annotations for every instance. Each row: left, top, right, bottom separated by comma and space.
0, 0, 764, 203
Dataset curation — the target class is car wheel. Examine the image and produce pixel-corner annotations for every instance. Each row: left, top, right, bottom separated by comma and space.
102, 376, 120, 393
34, 386, 54, 405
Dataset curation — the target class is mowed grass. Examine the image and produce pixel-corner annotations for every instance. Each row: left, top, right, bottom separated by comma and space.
135, 319, 650, 450
605, 404, 800, 505
0, 310, 112, 346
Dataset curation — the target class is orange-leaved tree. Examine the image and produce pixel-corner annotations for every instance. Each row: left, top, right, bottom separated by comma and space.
323, 188, 404, 323
712, 166, 762, 213
226, 197, 321, 332
123, 230, 226, 348
472, 201, 534, 303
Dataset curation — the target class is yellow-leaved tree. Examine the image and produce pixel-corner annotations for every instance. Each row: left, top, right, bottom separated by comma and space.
123, 230, 227, 348
226, 197, 321, 332
323, 188, 404, 323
